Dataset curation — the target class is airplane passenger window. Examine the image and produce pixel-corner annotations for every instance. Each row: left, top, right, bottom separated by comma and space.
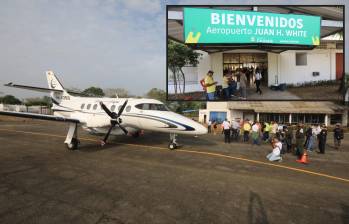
126, 105, 131, 112
135, 103, 168, 111
86, 104, 91, 110
81, 104, 85, 109
93, 104, 98, 110
111, 105, 116, 111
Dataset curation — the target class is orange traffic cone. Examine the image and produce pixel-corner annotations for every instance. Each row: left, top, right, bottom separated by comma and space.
297, 151, 309, 164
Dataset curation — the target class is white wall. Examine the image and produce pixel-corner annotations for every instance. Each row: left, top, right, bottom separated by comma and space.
274, 49, 343, 86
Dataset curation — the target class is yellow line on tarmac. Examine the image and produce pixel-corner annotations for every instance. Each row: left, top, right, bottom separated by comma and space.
1, 128, 349, 184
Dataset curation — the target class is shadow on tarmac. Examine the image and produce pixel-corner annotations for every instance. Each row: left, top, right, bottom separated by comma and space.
341, 204, 349, 224
248, 191, 269, 224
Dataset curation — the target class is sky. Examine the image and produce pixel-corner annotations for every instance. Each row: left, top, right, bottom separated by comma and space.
0, 0, 348, 99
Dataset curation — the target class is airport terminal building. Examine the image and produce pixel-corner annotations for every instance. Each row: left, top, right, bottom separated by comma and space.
199, 101, 348, 127
168, 6, 344, 94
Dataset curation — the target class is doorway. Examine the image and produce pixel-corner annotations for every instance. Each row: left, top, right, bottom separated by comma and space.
336, 53, 343, 80
223, 53, 268, 86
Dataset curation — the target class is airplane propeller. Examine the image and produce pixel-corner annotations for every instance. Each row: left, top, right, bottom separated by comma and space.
99, 100, 128, 146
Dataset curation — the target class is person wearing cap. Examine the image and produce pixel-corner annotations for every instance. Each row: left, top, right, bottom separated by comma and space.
333, 123, 344, 150
317, 124, 328, 154
204, 70, 217, 100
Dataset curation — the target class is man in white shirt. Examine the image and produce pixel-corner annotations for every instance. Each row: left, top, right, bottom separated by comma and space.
255, 68, 262, 94
222, 119, 231, 143
231, 119, 240, 141
266, 138, 282, 162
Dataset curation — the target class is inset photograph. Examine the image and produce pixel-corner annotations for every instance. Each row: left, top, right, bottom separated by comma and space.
167, 6, 344, 101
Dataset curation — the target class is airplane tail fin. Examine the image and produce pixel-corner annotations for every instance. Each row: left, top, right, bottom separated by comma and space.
45, 71, 71, 104
46, 71, 65, 91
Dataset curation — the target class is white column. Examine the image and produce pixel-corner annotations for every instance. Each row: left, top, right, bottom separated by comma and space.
256, 113, 260, 121
289, 113, 292, 124
325, 114, 329, 126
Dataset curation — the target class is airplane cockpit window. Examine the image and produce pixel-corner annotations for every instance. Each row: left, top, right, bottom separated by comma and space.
126, 105, 131, 112
93, 104, 98, 110
81, 104, 85, 109
135, 103, 169, 111
86, 104, 91, 110
111, 105, 116, 111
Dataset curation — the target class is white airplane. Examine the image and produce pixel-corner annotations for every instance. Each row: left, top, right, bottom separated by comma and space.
0, 71, 207, 150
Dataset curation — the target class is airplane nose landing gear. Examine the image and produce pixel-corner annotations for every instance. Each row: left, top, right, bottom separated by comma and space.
168, 133, 178, 150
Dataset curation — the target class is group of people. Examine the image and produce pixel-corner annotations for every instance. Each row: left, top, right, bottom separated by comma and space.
202, 66, 265, 100
208, 119, 345, 162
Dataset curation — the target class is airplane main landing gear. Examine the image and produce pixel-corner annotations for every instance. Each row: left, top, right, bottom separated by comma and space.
168, 133, 178, 150
65, 123, 80, 150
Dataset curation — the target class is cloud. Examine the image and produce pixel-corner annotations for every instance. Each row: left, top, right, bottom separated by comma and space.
0, 0, 165, 98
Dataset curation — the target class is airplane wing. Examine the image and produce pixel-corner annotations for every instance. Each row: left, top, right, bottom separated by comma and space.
0, 111, 80, 123
4, 83, 63, 93
4, 83, 86, 96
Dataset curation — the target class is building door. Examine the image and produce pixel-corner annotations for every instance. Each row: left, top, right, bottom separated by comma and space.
336, 53, 343, 80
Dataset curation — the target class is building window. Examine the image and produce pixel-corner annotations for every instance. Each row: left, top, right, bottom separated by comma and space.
330, 114, 342, 125
296, 53, 307, 66
259, 113, 289, 124
291, 114, 325, 124
93, 104, 98, 110
86, 104, 91, 110
209, 111, 227, 123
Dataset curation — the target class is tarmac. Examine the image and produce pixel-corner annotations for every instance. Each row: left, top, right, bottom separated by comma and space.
0, 117, 349, 224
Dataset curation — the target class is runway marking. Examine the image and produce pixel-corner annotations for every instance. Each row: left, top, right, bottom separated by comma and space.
1, 128, 349, 184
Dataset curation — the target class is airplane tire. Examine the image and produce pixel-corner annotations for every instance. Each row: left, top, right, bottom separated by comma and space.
66, 138, 79, 150
168, 143, 177, 150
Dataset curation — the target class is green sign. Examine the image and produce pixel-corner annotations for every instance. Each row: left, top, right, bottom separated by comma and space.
184, 8, 321, 45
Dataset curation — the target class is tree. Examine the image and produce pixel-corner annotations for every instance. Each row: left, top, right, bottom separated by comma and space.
168, 40, 201, 96
0, 95, 22, 105
82, 87, 105, 97
146, 88, 166, 102
25, 96, 52, 107
104, 88, 129, 98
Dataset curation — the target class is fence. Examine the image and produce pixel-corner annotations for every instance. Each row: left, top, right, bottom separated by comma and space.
0, 104, 52, 115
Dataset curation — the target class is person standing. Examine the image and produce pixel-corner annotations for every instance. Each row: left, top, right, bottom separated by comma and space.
243, 119, 251, 142
251, 121, 260, 145
295, 123, 305, 159
284, 125, 293, 153
222, 70, 231, 100
204, 70, 217, 101
207, 120, 212, 134
318, 125, 328, 154
239, 71, 247, 99
255, 68, 262, 95
263, 121, 271, 142
333, 123, 344, 150
270, 121, 278, 140
213, 121, 218, 135
304, 125, 314, 152
222, 119, 231, 143
231, 118, 240, 141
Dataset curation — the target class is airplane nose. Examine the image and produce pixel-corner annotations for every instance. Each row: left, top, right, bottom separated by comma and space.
192, 121, 208, 135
